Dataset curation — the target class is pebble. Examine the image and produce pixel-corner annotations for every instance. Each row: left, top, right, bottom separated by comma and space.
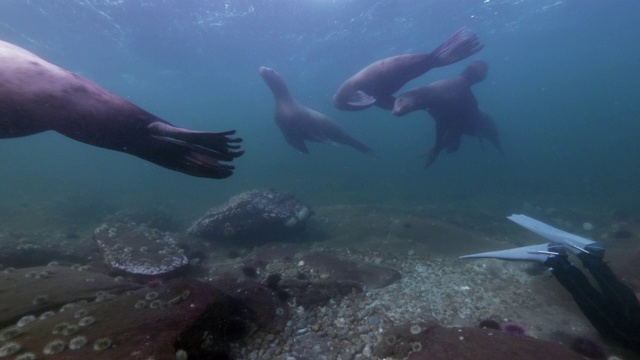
362, 344, 372, 358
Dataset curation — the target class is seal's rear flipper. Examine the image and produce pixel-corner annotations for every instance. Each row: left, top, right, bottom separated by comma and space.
430, 27, 483, 68
336, 133, 376, 156
146, 122, 243, 179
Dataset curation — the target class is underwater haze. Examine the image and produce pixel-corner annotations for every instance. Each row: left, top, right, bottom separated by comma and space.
1, 0, 639, 225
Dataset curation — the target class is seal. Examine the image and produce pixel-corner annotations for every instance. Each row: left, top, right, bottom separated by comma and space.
333, 27, 483, 111
259, 66, 374, 155
392, 61, 503, 168
0, 40, 243, 179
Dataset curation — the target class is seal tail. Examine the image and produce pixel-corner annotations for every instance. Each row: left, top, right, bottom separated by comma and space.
329, 128, 376, 156
430, 27, 483, 68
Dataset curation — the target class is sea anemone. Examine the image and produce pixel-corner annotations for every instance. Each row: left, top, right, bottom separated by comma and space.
411, 342, 423, 352
385, 335, 397, 346
15, 352, 36, 360
0, 342, 21, 356
145, 291, 159, 301
69, 335, 88, 350
78, 316, 95, 327
0, 327, 21, 341
42, 339, 65, 355
500, 322, 526, 337
410, 324, 422, 335
32, 294, 49, 305
52, 322, 71, 334
61, 324, 80, 336
149, 299, 163, 309
16, 315, 37, 327
93, 337, 112, 351
39, 311, 56, 320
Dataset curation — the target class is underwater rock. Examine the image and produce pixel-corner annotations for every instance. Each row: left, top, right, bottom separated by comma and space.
619, 244, 640, 291
94, 222, 188, 277
188, 189, 312, 242
0, 231, 99, 269
302, 252, 401, 289
0, 266, 140, 328
373, 323, 591, 360
2, 273, 252, 359
105, 209, 182, 232
229, 282, 289, 332
279, 278, 362, 308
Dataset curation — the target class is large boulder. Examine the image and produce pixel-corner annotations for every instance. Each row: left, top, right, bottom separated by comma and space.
188, 189, 312, 243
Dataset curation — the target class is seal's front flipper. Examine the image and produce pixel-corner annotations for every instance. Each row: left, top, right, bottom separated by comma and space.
476, 109, 504, 155
346, 90, 376, 107
282, 131, 310, 154
423, 147, 440, 169
431, 27, 483, 68
460, 243, 563, 263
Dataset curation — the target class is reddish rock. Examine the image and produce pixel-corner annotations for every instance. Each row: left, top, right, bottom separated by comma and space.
0, 266, 140, 327
2, 269, 252, 360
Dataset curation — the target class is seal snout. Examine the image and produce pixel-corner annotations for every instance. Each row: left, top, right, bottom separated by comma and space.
258, 66, 272, 76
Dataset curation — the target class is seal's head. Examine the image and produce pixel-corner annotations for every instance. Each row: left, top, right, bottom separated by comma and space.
259, 66, 290, 98
392, 90, 423, 117
460, 61, 488, 85
258, 66, 277, 81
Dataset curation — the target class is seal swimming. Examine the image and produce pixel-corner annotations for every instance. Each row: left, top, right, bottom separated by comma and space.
259, 66, 374, 155
392, 61, 503, 168
0, 40, 243, 179
333, 27, 483, 111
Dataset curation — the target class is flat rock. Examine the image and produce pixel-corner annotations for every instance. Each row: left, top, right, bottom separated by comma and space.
188, 189, 312, 243
94, 222, 188, 277
0, 266, 140, 328
302, 252, 401, 289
